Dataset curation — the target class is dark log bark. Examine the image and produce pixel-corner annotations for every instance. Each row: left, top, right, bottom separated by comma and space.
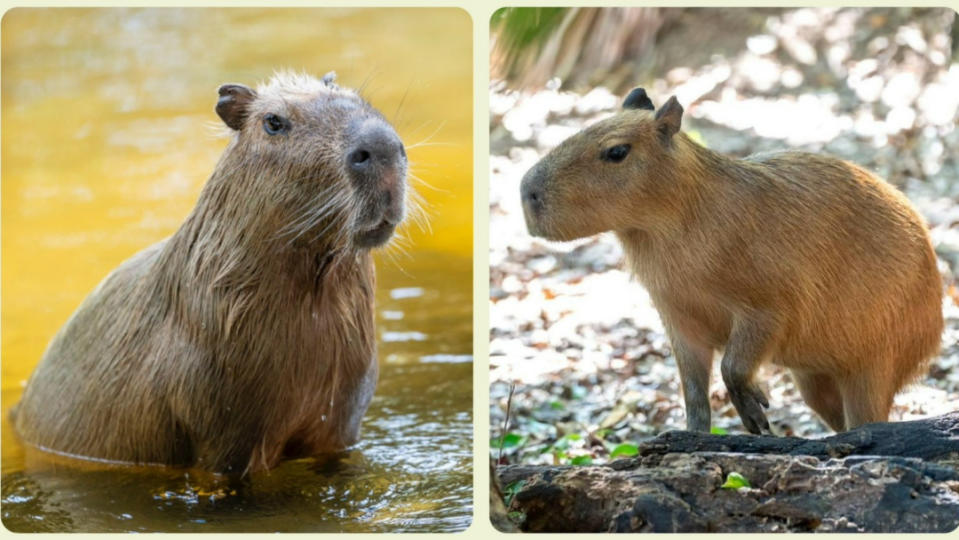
496, 412, 959, 532
629, 413, 959, 461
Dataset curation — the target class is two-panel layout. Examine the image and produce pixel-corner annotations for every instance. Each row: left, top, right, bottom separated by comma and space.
2, 6, 958, 534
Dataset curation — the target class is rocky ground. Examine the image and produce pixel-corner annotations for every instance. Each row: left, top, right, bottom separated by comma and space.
489, 7, 959, 467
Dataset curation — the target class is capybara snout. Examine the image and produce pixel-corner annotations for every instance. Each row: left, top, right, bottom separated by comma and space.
519, 161, 548, 235
347, 117, 406, 174
346, 116, 408, 246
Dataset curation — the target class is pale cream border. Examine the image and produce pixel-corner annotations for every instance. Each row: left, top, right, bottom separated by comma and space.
1, 0, 958, 538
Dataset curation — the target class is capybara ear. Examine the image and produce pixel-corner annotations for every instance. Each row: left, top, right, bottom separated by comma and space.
654, 95, 683, 143
623, 87, 654, 111
322, 71, 338, 88
216, 84, 257, 131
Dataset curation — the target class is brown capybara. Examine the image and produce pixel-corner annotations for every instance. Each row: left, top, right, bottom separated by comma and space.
520, 87, 943, 434
13, 72, 408, 474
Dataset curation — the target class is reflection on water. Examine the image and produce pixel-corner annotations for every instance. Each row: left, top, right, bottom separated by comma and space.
1, 8, 472, 533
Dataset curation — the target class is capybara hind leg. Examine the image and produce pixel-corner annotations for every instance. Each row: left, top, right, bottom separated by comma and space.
838, 373, 894, 429
790, 370, 845, 432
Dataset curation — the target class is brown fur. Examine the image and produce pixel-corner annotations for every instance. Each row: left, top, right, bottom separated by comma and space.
13, 72, 408, 474
521, 90, 943, 434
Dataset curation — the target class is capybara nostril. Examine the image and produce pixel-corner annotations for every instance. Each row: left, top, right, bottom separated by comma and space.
522, 185, 542, 209
349, 148, 371, 169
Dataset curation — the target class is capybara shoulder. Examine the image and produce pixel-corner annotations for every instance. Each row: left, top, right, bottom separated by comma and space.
521, 87, 942, 434
14, 71, 408, 474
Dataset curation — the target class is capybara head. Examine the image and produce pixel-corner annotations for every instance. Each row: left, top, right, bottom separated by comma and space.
520, 88, 686, 241
215, 71, 407, 250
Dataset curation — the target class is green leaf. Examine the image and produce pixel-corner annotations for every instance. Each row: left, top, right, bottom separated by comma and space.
609, 443, 639, 458
504, 480, 525, 505
493, 432, 524, 448
721, 471, 751, 489
570, 455, 593, 465
549, 400, 565, 410
507, 511, 526, 524
711, 426, 729, 435
551, 433, 581, 451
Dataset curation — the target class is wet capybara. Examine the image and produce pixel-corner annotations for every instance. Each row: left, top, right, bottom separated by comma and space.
13, 71, 408, 474
520, 87, 942, 434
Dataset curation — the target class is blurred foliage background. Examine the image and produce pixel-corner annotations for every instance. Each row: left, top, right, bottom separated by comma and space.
493, 7, 957, 94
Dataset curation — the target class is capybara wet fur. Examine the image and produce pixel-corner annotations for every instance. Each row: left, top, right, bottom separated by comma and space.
13, 72, 409, 474
521, 87, 942, 434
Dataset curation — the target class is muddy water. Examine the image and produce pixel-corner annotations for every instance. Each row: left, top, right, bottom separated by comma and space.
1, 8, 472, 533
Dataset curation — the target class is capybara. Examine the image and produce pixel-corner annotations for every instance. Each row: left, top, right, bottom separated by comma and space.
520, 87, 942, 434
13, 71, 408, 474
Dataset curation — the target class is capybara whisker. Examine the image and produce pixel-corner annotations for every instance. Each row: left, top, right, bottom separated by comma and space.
405, 141, 457, 150
407, 189, 432, 235
408, 171, 448, 194
275, 185, 348, 239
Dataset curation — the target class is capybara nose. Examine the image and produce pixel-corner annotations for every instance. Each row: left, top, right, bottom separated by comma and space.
520, 166, 546, 214
347, 120, 405, 173
521, 184, 543, 209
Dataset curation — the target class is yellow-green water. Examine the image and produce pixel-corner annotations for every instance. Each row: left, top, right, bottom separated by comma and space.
1, 8, 472, 532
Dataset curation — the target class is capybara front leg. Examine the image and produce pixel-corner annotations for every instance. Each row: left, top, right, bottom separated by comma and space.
720, 317, 777, 434
670, 333, 714, 432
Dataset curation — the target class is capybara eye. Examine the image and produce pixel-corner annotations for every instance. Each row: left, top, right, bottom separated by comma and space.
602, 144, 631, 163
263, 113, 290, 135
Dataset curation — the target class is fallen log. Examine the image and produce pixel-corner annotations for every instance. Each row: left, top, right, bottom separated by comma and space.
496, 412, 959, 532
